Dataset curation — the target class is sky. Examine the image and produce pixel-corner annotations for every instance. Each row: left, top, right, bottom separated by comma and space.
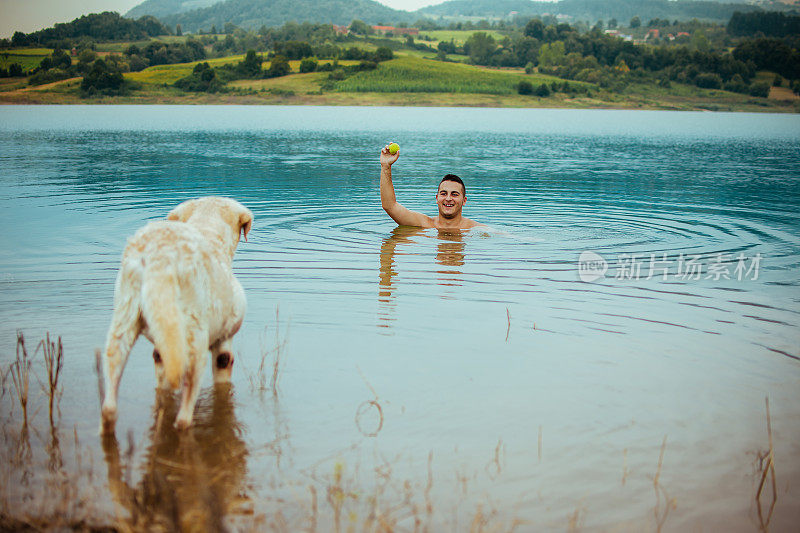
0, 0, 453, 39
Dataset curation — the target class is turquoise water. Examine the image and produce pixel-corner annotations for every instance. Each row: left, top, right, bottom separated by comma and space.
0, 106, 798, 530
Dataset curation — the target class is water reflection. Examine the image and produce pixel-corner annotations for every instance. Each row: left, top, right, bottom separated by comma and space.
378, 227, 468, 329
435, 230, 466, 288
101, 385, 250, 530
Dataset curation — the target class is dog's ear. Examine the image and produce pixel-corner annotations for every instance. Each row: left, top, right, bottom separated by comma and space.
167, 200, 196, 222
239, 210, 253, 242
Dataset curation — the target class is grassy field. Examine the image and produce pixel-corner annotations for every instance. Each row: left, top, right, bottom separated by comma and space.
127, 56, 362, 86
1, 48, 52, 71
334, 55, 571, 94
125, 54, 250, 84
418, 30, 507, 45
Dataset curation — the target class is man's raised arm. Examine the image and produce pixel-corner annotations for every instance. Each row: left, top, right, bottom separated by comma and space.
380, 144, 431, 227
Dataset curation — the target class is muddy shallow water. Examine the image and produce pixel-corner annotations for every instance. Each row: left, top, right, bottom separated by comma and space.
1, 106, 799, 530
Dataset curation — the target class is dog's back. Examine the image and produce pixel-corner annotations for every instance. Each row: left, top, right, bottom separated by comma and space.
100, 198, 251, 433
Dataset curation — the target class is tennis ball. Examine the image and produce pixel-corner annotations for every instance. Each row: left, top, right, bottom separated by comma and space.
388, 143, 400, 155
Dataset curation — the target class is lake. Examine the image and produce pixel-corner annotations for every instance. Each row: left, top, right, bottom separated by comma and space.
1, 105, 799, 531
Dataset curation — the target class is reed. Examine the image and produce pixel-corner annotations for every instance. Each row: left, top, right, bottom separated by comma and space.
38, 332, 63, 426
652, 435, 676, 533
250, 307, 290, 397
755, 396, 777, 531
10, 332, 31, 426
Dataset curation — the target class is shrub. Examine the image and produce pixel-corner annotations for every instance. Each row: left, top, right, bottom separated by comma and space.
694, 72, 722, 89
80, 59, 126, 96
266, 55, 291, 78
535, 83, 551, 97
517, 80, 533, 94
748, 81, 770, 97
28, 68, 71, 86
174, 62, 223, 92
299, 57, 318, 73
374, 47, 393, 62
723, 74, 748, 93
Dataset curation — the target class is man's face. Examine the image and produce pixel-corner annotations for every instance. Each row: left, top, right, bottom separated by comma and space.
436, 180, 466, 219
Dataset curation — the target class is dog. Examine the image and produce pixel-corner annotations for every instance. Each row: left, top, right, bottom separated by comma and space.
99, 197, 253, 432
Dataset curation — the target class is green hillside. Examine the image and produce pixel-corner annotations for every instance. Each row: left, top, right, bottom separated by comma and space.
126, 0, 221, 19
154, 0, 413, 33
333, 55, 569, 94
419, 0, 764, 23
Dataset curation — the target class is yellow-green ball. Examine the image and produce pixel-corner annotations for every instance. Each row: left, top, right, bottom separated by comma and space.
388, 143, 400, 155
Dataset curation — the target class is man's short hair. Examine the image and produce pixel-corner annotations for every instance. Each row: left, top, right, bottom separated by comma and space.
439, 174, 466, 196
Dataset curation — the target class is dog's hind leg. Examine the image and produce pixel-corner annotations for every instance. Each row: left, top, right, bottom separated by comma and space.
100, 276, 142, 434
174, 329, 208, 430
211, 337, 234, 384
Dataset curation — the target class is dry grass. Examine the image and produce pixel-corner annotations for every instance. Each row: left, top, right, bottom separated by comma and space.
249, 307, 290, 397
38, 332, 64, 426
755, 397, 777, 532
10, 331, 32, 427
652, 435, 676, 533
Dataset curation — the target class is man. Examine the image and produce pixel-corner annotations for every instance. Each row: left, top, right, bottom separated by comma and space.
380, 144, 482, 229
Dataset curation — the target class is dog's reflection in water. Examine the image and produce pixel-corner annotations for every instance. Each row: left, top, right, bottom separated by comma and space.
102, 384, 250, 531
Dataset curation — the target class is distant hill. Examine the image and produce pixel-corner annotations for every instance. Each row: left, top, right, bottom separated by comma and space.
419, 0, 765, 23
126, 0, 222, 20
10, 11, 170, 46
130, 0, 413, 33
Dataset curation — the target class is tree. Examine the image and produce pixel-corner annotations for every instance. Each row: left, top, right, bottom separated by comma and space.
630, 16, 641, 29
535, 83, 551, 97
174, 62, 222, 92
81, 59, 125, 96
349, 20, 373, 35
465, 32, 496, 65
608, 19, 618, 29
538, 41, 566, 67
374, 47, 393, 62
690, 30, 710, 52
267, 55, 291, 78
299, 57, 317, 73
748, 81, 770, 97
524, 19, 544, 40
176, 24, 182, 37
517, 80, 533, 94
238, 50, 262, 77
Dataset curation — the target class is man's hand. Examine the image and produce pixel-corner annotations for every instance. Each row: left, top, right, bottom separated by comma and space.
380, 143, 400, 167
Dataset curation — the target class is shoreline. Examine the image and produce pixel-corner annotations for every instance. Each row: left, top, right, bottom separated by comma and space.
1, 78, 798, 113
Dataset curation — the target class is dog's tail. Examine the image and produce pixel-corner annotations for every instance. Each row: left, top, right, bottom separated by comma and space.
142, 260, 187, 390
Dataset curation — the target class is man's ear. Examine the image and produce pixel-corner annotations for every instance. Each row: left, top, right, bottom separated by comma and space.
167, 200, 196, 222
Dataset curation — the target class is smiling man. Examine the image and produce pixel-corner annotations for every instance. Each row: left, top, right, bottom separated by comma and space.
379, 144, 482, 229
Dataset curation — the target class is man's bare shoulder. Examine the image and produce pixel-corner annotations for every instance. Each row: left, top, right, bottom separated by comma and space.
461, 218, 486, 229
432, 216, 484, 230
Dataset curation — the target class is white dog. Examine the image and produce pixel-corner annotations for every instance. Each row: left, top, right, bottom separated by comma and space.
100, 197, 253, 432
